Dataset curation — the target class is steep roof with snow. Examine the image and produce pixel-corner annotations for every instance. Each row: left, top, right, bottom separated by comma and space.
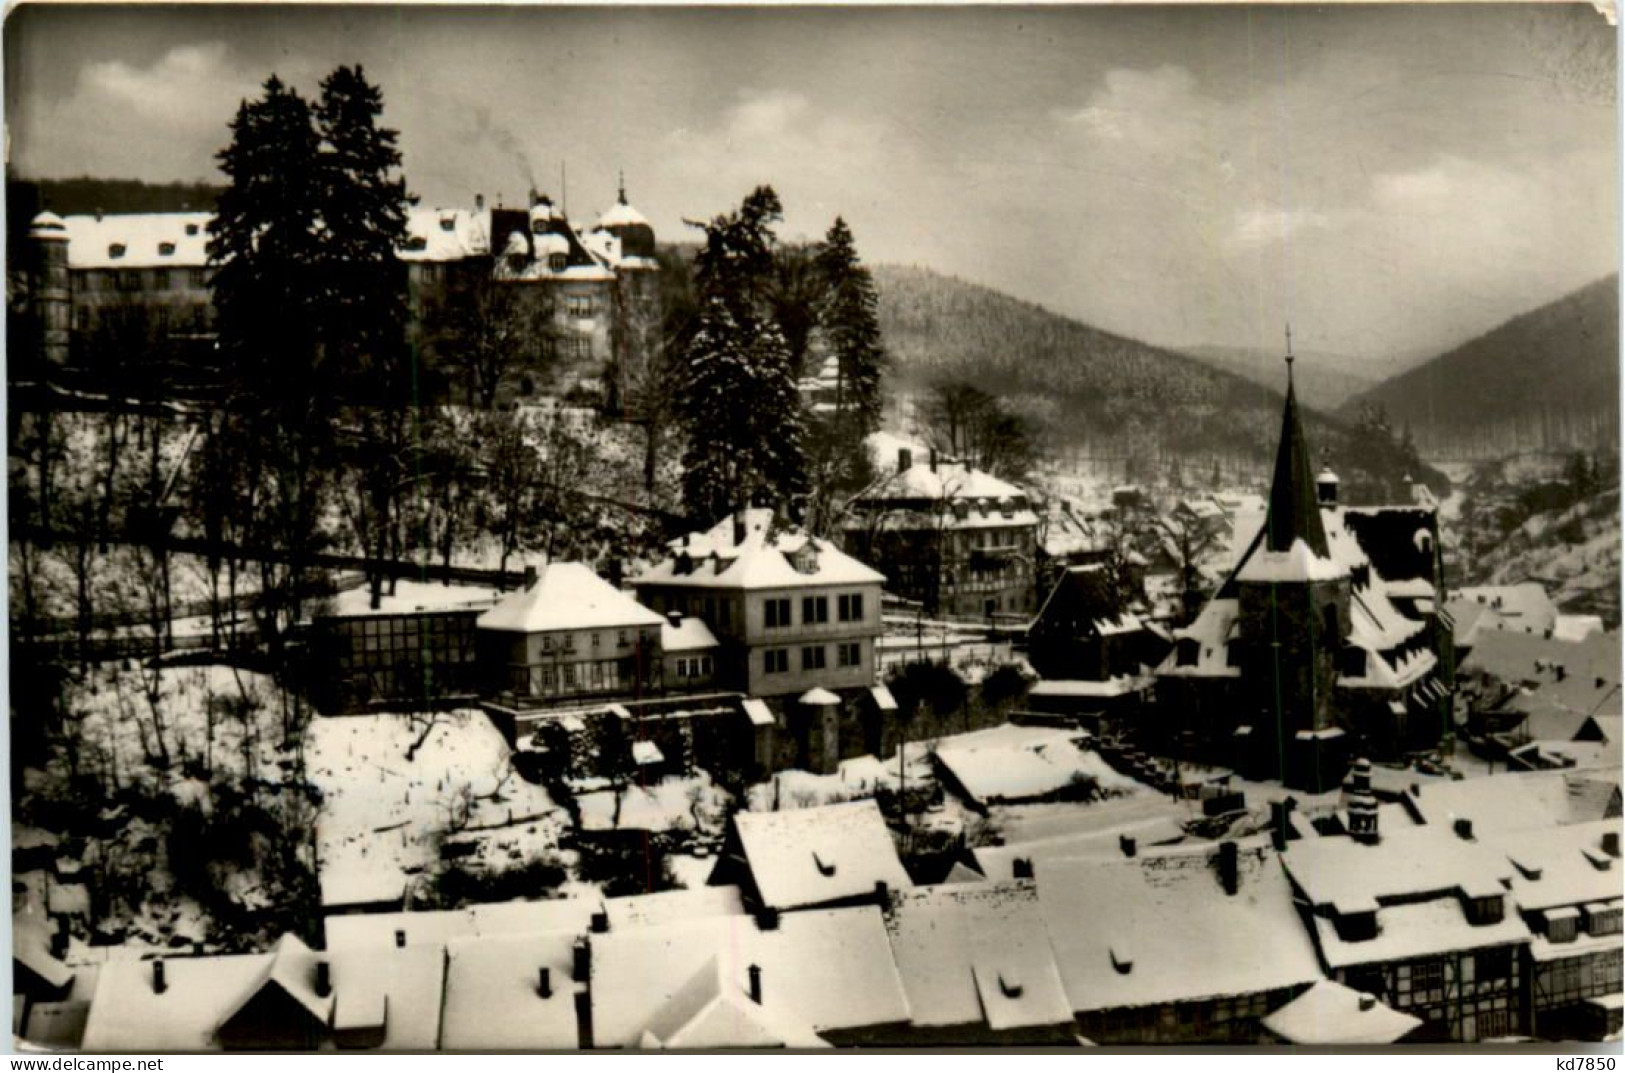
1036, 844, 1321, 1011
12, 913, 73, 991
401, 206, 491, 262
1481, 819, 1624, 913
441, 932, 583, 1050
637, 509, 885, 592
1260, 979, 1421, 1044
477, 562, 664, 633
324, 896, 601, 951
884, 881, 1073, 1032
1282, 826, 1531, 969
932, 722, 1138, 806
1453, 584, 1561, 639
81, 952, 274, 1052
730, 799, 912, 911
589, 907, 911, 1046
636, 955, 826, 1049
661, 614, 719, 653
321, 578, 503, 619
326, 943, 446, 1051
1260, 365, 1329, 559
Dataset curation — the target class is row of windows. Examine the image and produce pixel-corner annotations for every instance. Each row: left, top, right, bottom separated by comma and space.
1537, 950, 1624, 1006
762, 642, 863, 675
514, 658, 639, 696
764, 593, 866, 629
79, 268, 208, 293
566, 295, 597, 317
675, 656, 714, 679
540, 629, 643, 653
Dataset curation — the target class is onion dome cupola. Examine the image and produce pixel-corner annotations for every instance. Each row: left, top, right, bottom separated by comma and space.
28, 210, 68, 242
595, 176, 656, 259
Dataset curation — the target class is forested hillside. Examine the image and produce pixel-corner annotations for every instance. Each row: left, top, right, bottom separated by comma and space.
1178, 345, 1385, 411
871, 263, 1442, 498
1342, 275, 1619, 459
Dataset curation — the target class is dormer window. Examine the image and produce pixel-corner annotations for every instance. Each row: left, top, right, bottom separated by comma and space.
1584, 903, 1621, 936
439, 215, 457, 232
158, 242, 176, 256
405, 236, 427, 252
1545, 907, 1579, 944
549, 253, 567, 272
1467, 894, 1505, 925
185, 223, 200, 236
1176, 639, 1199, 668
108, 243, 126, 259
1333, 909, 1378, 942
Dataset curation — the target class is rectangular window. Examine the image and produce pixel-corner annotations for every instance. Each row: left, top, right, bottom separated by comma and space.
764, 598, 791, 629
568, 336, 591, 360
803, 595, 829, 625
802, 646, 827, 671
837, 642, 862, 668
563, 665, 577, 689
542, 666, 557, 691
567, 295, 595, 317
700, 656, 713, 676
1412, 961, 1444, 993
189, 268, 207, 288
592, 632, 601, 649
763, 649, 789, 675
677, 658, 690, 679
838, 593, 865, 621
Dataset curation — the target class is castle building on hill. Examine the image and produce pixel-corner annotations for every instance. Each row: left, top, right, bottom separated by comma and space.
1153, 354, 1455, 792
20, 184, 661, 407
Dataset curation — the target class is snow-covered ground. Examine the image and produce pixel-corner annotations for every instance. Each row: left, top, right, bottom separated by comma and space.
576, 771, 732, 835
306, 711, 570, 910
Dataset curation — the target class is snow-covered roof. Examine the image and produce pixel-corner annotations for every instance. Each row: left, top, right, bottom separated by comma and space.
1235, 536, 1348, 584
884, 881, 1073, 1032
1037, 844, 1322, 1012
662, 615, 719, 652
972, 804, 1189, 881
1454, 584, 1561, 636
1482, 819, 1623, 913
1030, 677, 1147, 698
1401, 771, 1585, 834
589, 907, 911, 1046
1555, 615, 1607, 643
742, 698, 776, 727
637, 509, 885, 592
603, 885, 747, 932
60, 212, 212, 269
633, 739, 665, 766
731, 799, 912, 911
932, 722, 1137, 806
477, 562, 664, 633
324, 896, 600, 951
1461, 629, 1622, 723
597, 199, 651, 229
1261, 980, 1421, 1045
401, 206, 491, 262
326, 943, 446, 1051
441, 932, 582, 1050
82, 951, 272, 1051
1158, 598, 1241, 679
636, 955, 826, 1049
799, 687, 841, 706
321, 578, 503, 619
12, 913, 73, 991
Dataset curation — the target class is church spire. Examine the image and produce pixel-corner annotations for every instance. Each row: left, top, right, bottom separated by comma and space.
1264, 333, 1330, 557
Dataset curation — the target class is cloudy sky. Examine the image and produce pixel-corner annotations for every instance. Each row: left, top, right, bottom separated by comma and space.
7, 4, 1617, 365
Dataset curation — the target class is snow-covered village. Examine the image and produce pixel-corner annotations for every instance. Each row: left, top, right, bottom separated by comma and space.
5, 4, 1622, 1057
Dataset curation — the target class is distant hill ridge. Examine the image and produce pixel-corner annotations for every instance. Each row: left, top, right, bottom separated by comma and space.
1175, 345, 1385, 411
1341, 275, 1620, 459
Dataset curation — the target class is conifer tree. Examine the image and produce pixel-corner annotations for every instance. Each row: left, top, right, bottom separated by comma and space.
678, 186, 807, 523
815, 216, 886, 435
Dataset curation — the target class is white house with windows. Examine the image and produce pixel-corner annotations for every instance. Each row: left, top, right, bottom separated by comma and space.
635, 509, 886, 699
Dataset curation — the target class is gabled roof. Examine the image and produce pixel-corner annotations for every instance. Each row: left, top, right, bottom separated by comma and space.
441, 932, 582, 1050
884, 881, 1073, 1032
637, 955, 825, 1049
1401, 771, 1589, 834
637, 509, 885, 592
1261, 980, 1421, 1044
730, 800, 911, 911
477, 562, 664, 633
327, 944, 446, 1051
81, 952, 273, 1052
12, 913, 73, 992
1037, 844, 1322, 1011
590, 907, 911, 1047
217, 933, 335, 1031
1481, 819, 1624, 913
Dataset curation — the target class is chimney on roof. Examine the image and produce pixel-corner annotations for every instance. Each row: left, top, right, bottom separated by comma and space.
1454, 817, 1475, 841
666, 609, 683, 628
1358, 993, 1377, 1013
874, 880, 890, 906
574, 989, 594, 1049
315, 961, 332, 998
572, 936, 591, 983
1013, 857, 1034, 879
538, 966, 553, 999
95, 207, 104, 222
590, 910, 609, 934
1119, 835, 1137, 858
1346, 758, 1380, 845
1270, 801, 1290, 851
756, 908, 780, 931
1604, 831, 1620, 858
395, 929, 406, 949
475, 193, 485, 212
1555, 664, 1567, 681
898, 447, 912, 473
1218, 840, 1240, 896
747, 963, 763, 1005
929, 448, 938, 473
152, 959, 167, 994
733, 511, 748, 547
523, 564, 539, 590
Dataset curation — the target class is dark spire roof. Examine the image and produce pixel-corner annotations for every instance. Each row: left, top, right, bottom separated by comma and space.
1264, 348, 1330, 557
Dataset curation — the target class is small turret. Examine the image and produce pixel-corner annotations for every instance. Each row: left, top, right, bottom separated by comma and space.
28, 210, 72, 368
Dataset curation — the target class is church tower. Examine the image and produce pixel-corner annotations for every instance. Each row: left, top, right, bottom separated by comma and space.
1233, 339, 1353, 791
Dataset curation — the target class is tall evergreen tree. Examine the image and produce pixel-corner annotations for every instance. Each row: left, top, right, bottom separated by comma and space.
815, 216, 886, 435
678, 186, 807, 523
207, 75, 329, 649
